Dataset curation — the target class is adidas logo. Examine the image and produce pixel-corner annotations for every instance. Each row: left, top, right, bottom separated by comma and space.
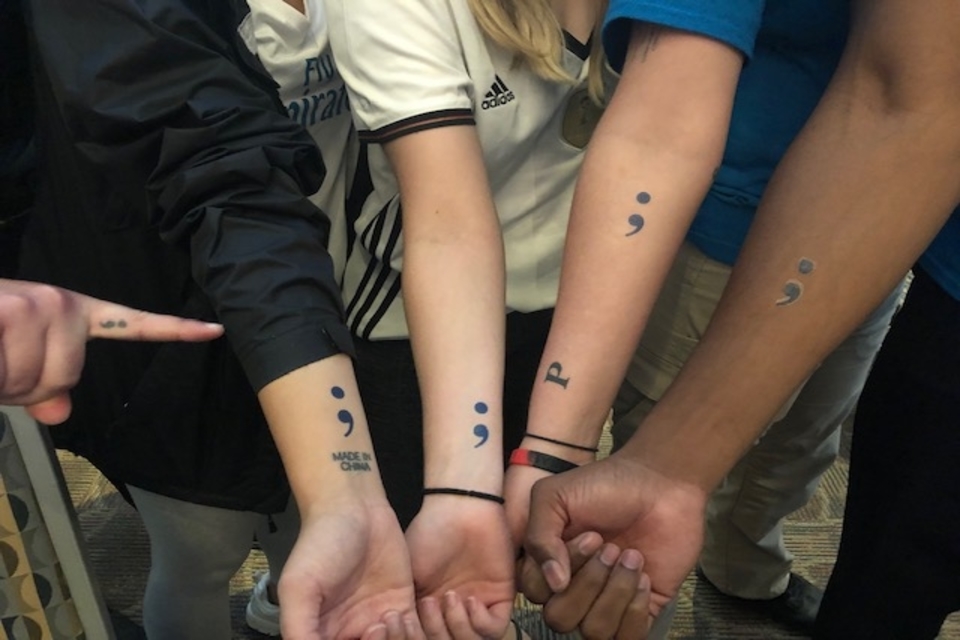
481, 75, 515, 110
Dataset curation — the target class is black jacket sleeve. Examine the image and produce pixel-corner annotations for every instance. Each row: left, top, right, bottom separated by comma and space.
25, 0, 354, 390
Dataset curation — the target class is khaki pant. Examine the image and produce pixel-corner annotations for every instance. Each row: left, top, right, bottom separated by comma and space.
612, 242, 904, 604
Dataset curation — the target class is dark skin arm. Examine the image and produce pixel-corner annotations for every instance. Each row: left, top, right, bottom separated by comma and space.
523, 0, 960, 633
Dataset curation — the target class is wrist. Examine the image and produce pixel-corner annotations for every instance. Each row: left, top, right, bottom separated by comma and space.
424, 446, 504, 495
296, 482, 393, 523
518, 434, 597, 466
617, 425, 721, 495
422, 487, 504, 505
509, 448, 578, 474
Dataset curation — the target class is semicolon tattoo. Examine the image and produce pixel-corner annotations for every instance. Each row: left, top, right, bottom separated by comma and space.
473, 402, 489, 448
98, 319, 128, 330
332, 451, 372, 472
626, 191, 651, 237
775, 257, 817, 307
775, 280, 803, 306
798, 258, 816, 275
544, 362, 570, 389
330, 386, 355, 437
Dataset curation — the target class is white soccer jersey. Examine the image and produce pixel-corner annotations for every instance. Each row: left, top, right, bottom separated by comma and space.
239, 0, 359, 281
325, 0, 604, 339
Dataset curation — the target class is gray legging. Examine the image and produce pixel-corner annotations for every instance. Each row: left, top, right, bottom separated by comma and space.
127, 485, 298, 640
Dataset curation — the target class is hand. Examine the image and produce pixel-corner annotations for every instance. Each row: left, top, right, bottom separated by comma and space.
0, 279, 223, 424
503, 463, 551, 552
520, 532, 650, 640
522, 452, 706, 626
278, 502, 422, 640
504, 439, 597, 551
406, 496, 515, 639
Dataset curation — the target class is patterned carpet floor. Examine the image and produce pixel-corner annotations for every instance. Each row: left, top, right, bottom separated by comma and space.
58, 421, 960, 639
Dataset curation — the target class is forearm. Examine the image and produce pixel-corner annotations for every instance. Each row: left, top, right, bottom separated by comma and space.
623, 1, 960, 489
258, 354, 390, 518
525, 25, 742, 454
385, 126, 508, 495
406, 233, 507, 494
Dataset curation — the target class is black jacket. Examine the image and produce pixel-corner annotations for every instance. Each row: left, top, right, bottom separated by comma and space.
19, 0, 354, 512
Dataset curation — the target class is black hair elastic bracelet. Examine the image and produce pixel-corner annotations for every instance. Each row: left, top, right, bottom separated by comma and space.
422, 487, 505, 505
524, 432, 599, 454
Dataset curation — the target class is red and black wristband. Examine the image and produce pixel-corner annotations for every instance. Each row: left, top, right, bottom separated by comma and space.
509, 448, 578, 474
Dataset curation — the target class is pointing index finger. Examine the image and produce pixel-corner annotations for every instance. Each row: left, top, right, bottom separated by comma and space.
84, 296, 223, 342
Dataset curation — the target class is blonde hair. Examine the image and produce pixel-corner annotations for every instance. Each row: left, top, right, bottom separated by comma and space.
467, 0, 609, 102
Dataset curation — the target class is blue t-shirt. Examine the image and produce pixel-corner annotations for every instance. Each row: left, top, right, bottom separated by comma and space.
604, 0, 849, 265
604, 0, 960, 302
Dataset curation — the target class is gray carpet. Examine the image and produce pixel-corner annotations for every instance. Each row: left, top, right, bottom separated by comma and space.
58, 421, 960, 639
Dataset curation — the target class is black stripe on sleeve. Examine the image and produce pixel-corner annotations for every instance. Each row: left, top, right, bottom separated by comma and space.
563, 30, 592, 61
358, 109, 475, 144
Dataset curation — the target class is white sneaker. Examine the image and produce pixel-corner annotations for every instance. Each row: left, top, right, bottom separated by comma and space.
246, 572, 281, 636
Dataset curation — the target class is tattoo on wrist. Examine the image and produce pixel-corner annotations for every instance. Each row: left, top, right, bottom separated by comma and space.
473, 402, 489, 447
330, 386, 355, 437
99, 319, 128, 329
544, 361, 570, 388
332, 451, 372, 472
626, 192, 651, 237
775, 258, 816, 307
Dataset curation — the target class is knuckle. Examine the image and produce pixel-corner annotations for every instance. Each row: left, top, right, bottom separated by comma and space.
31, 283, 73, 315
0, 291, 33, 322
2, 371, 42, 399
580, 619, 613, 640
542, 607, 578, 634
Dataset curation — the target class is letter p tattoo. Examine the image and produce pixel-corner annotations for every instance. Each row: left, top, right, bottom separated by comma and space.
544, 362, 570, 389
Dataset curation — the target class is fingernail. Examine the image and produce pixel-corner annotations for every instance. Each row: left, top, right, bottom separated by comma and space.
444, 591, 458, 608
620, 549, 641, 570
543, 559, 567, 591
421, 596, 439, 616
599, 544, 619, 567
639, 573, 651, 591
577, 533, 595, 555
404, 615, 419, 636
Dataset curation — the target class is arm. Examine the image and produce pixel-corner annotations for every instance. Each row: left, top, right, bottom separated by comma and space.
27, 0, 351, 392
325, 0, 515, 633
0, 279, 222, 424
258, 356, 419, 640
386, 124, 514, 638
621, 0, 960, 490
523, 0, 960, 630
26, 2, 417, 636
387, 126, 507, 506
506, 23, 743, 547
522, 24, 742, 457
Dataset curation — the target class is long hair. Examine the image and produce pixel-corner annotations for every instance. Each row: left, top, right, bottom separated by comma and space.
467, 0, 609, 101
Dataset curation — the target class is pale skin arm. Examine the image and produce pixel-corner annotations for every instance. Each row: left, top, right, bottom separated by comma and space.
0, 278, 223, 424
258, 355, 422, 640
386, 125, 506, 501
506, 24, 743, 545
521, 25, 743, 457
384, 126, 514, 637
